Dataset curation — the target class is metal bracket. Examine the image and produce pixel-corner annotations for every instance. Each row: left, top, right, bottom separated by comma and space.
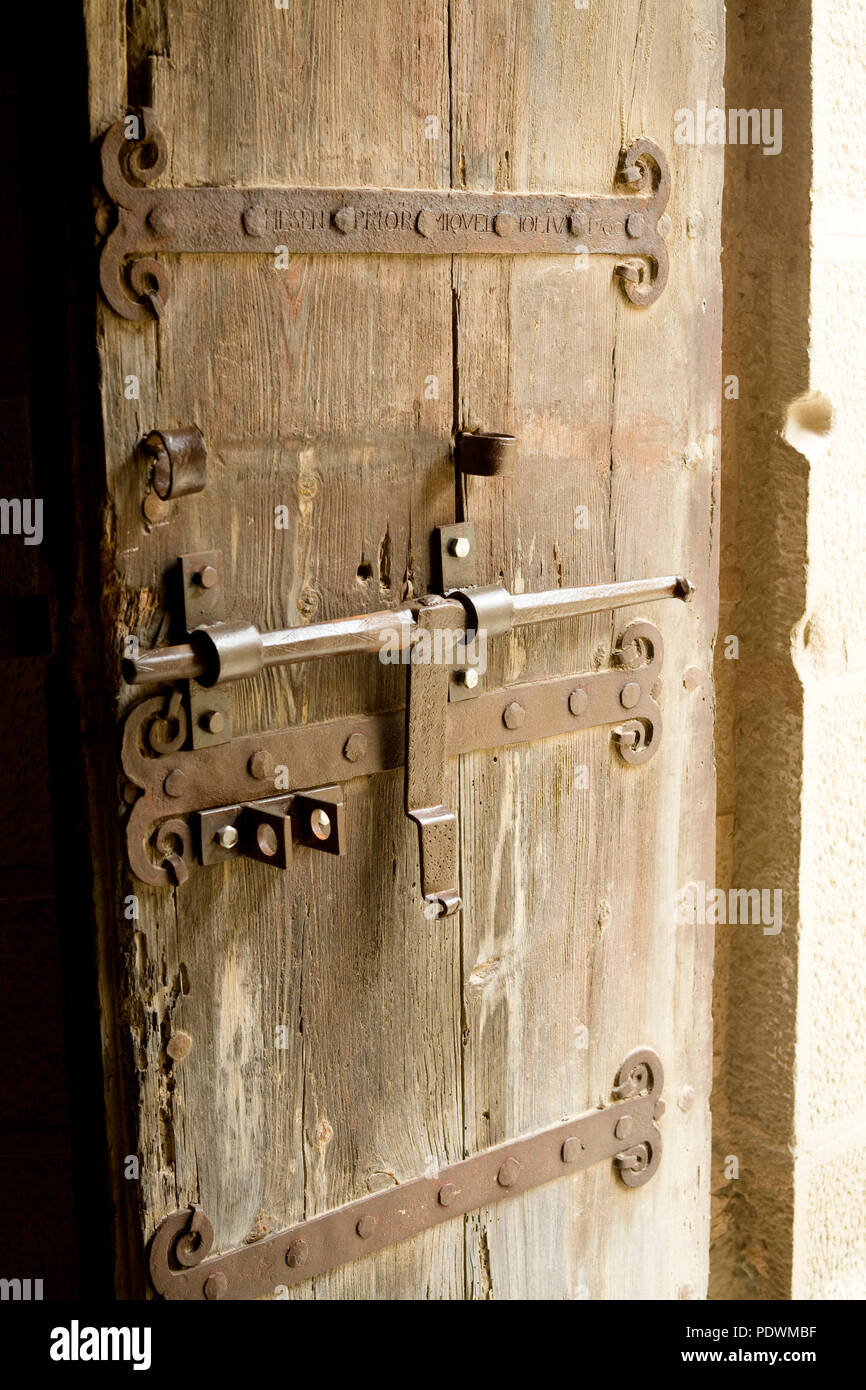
147, 1047, 664, 1300
433, 524, 486, 705
435, 522, 478, 593
175, 551, 234, 749
196, 787, 345, 870
99, 112, 671, 320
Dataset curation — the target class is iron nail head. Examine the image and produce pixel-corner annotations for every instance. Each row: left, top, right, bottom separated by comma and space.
249, 749, 274, 780
142, 492, 170, 525
626, 211, 645, 238
561, 1137, 583, 1164
196, 565, 219, 590
343, 733, 367, 763
163, 768, 187, 798
286, 1239, 309, 1269
497, 1157, 521, 1188
203, 1271, 228, 1300
166, 1031, 192, 1062
568, 687, 589, 717
502, 701, 526, 730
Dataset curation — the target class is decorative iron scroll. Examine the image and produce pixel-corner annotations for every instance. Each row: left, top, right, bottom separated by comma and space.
99, 110, 671, 320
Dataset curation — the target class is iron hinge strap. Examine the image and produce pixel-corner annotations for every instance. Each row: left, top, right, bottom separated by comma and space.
98, 113, 671, 320
148, 1048, 664, 1300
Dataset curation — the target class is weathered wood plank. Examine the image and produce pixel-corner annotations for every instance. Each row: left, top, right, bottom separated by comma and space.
452, 0, 722, 1298
89, 0, 462, 1298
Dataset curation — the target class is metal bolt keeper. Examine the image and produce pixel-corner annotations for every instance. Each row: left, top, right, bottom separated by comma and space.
143, 425, 207, 500
189, 620, 264, 686
455, 431, 517, 477
447, 584, 515, 638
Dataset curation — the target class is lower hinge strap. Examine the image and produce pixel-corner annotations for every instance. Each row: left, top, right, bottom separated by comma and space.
148, 1047, 664, 1300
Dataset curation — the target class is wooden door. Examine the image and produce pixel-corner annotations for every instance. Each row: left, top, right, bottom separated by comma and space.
83, 0, 722, 1299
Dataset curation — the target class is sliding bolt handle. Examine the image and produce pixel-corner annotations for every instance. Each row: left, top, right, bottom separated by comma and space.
122, 575, 692, 688
121, 569, 692, 906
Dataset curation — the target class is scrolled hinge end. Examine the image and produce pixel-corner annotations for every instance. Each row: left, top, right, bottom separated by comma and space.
148, 1204, 215, 1299
611, 1045, 665, 1189
422, 890, 461, 920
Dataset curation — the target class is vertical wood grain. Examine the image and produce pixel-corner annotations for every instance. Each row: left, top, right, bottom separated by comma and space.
83, 0, 722, 1299
451, 0, 722, 1299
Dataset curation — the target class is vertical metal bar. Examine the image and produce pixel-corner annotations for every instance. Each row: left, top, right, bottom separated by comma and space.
404, 598, 466, 918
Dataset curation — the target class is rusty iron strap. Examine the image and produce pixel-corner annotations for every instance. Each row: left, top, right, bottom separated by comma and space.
122, 620, 664, 887
148, 1048, 664, 1300
99, 111, 671, 320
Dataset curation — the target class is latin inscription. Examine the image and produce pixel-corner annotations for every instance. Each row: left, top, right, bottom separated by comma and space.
259, 203, 629, 243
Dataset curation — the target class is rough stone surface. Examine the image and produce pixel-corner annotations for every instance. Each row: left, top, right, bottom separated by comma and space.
713, 0, 866, 1300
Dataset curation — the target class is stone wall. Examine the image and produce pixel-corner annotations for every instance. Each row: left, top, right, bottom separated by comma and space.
712, 0, 866, 1300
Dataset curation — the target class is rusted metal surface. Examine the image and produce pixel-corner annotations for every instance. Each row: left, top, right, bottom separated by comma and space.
148, 1047, 664, 1299
434, 522, 478, 593
187, 683, 232, 751
195, 786, 345, 870
178, 551, 223, 630
144, 426, 207, 500
122, 572, 691, 686
449, 583, 515, 639
121, 620, 664, 888
404, 597, 467, 918
99, 115, 671, 320
456, 431, 518, 476
176, 553, 233, 748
